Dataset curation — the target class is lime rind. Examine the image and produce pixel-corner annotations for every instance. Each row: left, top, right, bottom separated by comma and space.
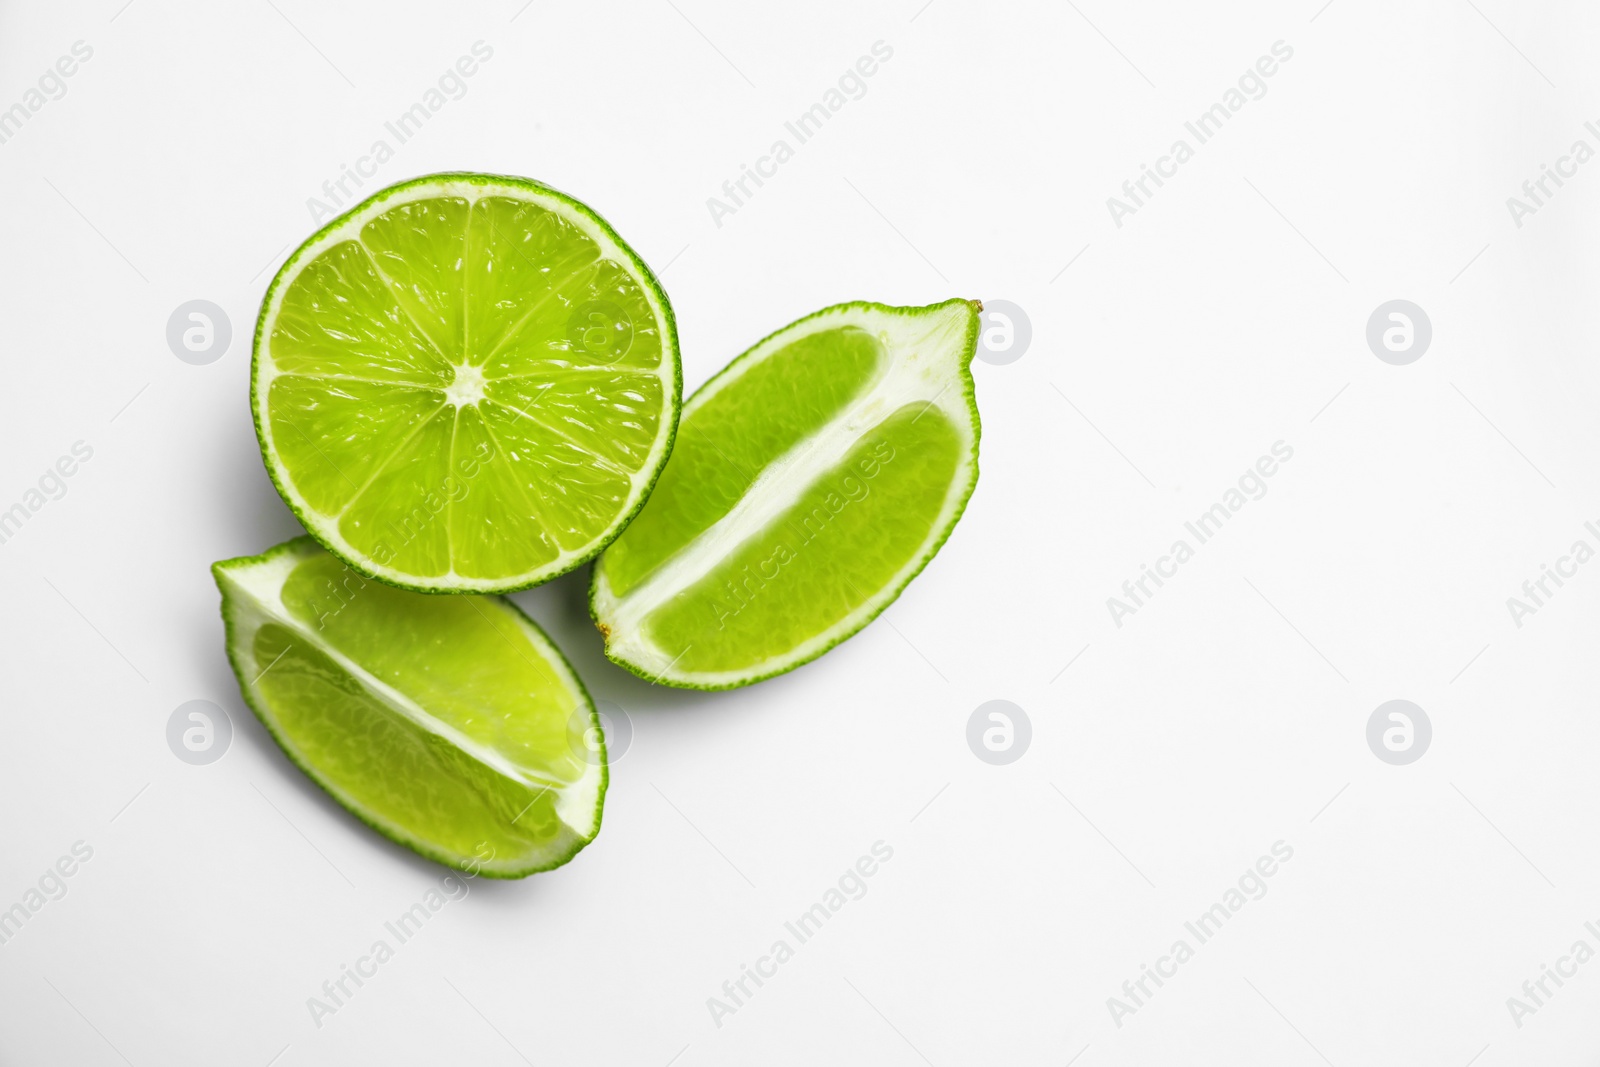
589, 298, 982, 690
252, 173, 682, 596
214, 536, 607, 878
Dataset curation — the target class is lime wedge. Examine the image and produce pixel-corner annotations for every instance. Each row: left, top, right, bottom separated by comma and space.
590, 299, 982, 689
253, 173, 681, 593
214, 537, 606, 877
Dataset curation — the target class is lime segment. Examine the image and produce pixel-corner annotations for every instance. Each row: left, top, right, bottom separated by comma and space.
591, 299, 982, 689
215, 538, 605, 877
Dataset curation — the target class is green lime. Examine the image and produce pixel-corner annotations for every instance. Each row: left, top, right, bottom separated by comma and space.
253, 173, 681, 594
590, 299, 982, 689
214, 537, 606, 877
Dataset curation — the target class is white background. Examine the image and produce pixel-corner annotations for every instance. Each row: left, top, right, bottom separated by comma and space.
2, 1, 1599, 1063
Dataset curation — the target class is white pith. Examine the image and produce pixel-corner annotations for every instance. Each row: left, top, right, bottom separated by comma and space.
592, 301, 978, 687
218, 541, 604, 869
255, 177, 677, 593
443, 362, 487, 407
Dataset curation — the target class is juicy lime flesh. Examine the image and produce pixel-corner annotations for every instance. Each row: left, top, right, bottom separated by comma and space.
251, 553, 586, 859
639, 403, 961, 673
280, 553, 585, 780
253, 625, 570, 861
601, 326, 885, 597
266, 193, 666, 582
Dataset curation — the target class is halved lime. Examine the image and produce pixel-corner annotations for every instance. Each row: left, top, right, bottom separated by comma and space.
215, 537, 605, 877
590, 299, 982, 689
253, 173, 681, 594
